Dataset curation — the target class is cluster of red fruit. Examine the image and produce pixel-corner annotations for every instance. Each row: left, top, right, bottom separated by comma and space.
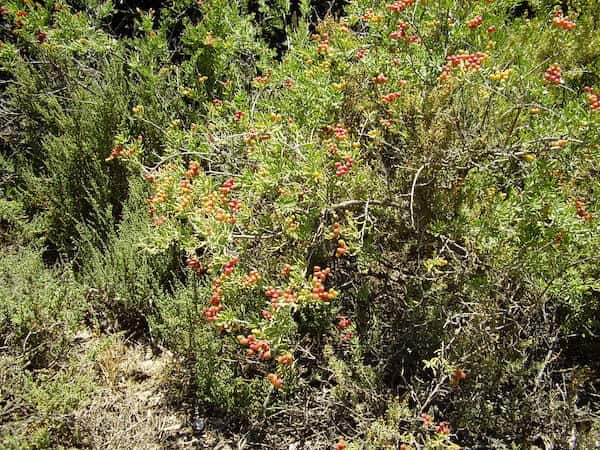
355, 48, 368, 60
333, 124, 348, 141
331, 222, 341, 239
267, 373, 283, 389
37, 30, 48, 43
243, 128, 271, 146
388, 20, 421, 43
336, 316, 353, 341
185, 256, 204, 276
467, 15, 483, 29
252, 71, 271, 87
106, 137, 142, 161
450, 366, 467, 386
439, 52, 488, 80
222, 256, 239, 275
421, 413, 451, 434
242, 269, 261, 287
265, 286, 297, 309
310, 266, 337, 301
335, 156, 354, 177
337, 316, 352, 329
583, 87, 600, 112
185, 160, 201, 178
201, 180, 241, 224
386, 0, 415, 13
280, 263, 292, 277
312, 33, 331, 53
14, 10, 27, 27
552, 10, 576, 30
277, 353, 293, 365
234, 111, 245, 122
146, 164, 178, 224
219, 177, 235, 196
333, 436, 348, 450
389, 20, 408, 40
203, 257, 238, 322
381, 91, 404, 103
373, 73, 388, 84
575, 198, 592, 222
544, 64, 562, 85
237, 334, 272, 359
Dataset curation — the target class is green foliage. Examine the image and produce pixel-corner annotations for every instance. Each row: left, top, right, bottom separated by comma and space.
1, 0, 599, 447
0, 248, 85, 368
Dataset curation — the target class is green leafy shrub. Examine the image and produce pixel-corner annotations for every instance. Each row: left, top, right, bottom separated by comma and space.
1, 0, 599, 447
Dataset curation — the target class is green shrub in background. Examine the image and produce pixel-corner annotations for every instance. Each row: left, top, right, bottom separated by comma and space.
1, 0, 599, 448
0, 248, 85, 368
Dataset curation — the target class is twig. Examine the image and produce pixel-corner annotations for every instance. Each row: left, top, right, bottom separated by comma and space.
410, 164, 427, 229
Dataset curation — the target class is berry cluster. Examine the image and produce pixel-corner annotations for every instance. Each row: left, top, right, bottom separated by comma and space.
333, 124, 348, 141
489, 68, 511, 82
421, 413, 450, 434
220, 177, 235, 196
543, 64, 562, 85
237, 334, 272, 359
185, 161, 201, 178
201, 178, 242, 224
451, 367, 467, 386
333, 436, 348, 450
277, 353, 293, 365
386, 0, 415, 13
373, 73, 389, 84
436, 422, 451, 434
552, 10, 576, 30
267, 373, 283, 389
222, 256, 239, 275
185, 257, 204, 276
146, 164, 178, 224
37, 31, 48, 43
252, 72, 271, 86
355, 48, 368, 60
106, 136, 142, 161
335, 156, 354, 176
280, 264, 292, 277
389, 20, 408, 40
242, 269, 261, 287
337, 317, 352, 342
467, 15, 483, 29
312, 33, 331, 53
265, 286, 297, 308
331, 222, 341, 240
335, 239, 348, 257
360, 8, 383, 23
575, 198, 592, 222
203, 258, 238, 322
381, 91, 403, 103
336, 316, 352, 330
439, 52, 488, 80
310, 266, 337, 301
243, 128, 271, 146
583, 86, 600, 112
